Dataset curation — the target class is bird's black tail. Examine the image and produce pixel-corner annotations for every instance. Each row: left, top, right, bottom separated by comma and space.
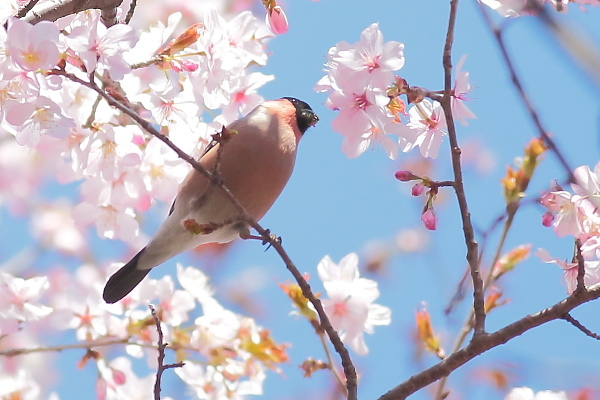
103, 249, 151, 303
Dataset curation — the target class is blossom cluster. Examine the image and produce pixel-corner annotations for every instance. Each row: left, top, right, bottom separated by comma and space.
0, 7, 274, 242
0, 252, 392, 398
0, 264, 284, 399
316, 253, 391, 355
315, 23, 475, 160
538, 162, 600, 293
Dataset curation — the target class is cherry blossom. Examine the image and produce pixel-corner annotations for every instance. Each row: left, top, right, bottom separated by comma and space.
400, 99, 448, 159
5, 18, 60, 72
539, 190, 588, 238
535, 248, 600, 294
316, 23, 405, 159
452, 55, 476, 126
97, 357, 155, 400
5, 96, 75, 147
133, 275, 195, 327
66, 14, 138, 80
0, 273, 53, 322
572, 163, 600, 209
317, 253, 391, 355
0, 369, 43, 400
505, 387, 568, 400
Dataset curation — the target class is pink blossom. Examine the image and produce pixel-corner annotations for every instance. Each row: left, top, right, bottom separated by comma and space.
573, 163, 600, 209
333, 23, 404, 84
0, 273, 53, 321
535, 248, 600, 294
316, 23, 406, 159
5, 96, 75, 147
219, 72, 274, 123
83, 125, 142, 182
452, 55, 476, 126
191, 10, 270, 110
317, 253, 391, 355
265, 5, 289, 35
97, 357, 154, 400
66, 15, 138, 80
139, 137, 190, 203
138, 79, 200, 127
6, 18, 59, 71
176, 363, 265, 399
72, 201, 139, 241
133, 275, 195, 326
421, 208, 438, 231
539, 190, 587, 238
401, 100, 447, 159
0, 369, 42, 400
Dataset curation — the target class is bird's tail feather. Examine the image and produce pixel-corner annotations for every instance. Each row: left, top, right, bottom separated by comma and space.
103, 249, 151, 303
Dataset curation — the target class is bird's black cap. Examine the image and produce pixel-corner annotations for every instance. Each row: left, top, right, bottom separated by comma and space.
283, 97, 319, 134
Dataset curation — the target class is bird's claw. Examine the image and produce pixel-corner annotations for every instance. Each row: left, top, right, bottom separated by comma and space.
261, 230, 282, 251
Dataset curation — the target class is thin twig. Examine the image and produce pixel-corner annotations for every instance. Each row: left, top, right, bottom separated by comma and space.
318, 332, 348, 397
440, 0, 486, 337
378, 286, 600, 400
574, 239, 586, 293
55, 69, 357, 400
124, 0, 137, 24
474, 1, 575, 183
83, 94, 103, 128
149, 305, 184, 400
562, 313, 600, 341
0, 337, 157, 356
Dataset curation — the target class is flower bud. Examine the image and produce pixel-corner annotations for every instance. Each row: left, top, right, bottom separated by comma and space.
395, 170, 418, 182
421, 208, 437, 231
411, 183, 424, 196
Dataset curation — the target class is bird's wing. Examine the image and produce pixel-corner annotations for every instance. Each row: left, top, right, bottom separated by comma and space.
168, 136, 221, 216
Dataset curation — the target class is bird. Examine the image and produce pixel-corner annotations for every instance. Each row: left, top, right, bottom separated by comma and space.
103, 97, 319, 303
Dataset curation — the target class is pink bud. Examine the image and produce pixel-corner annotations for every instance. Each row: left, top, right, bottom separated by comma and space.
421, 209, 437, 231
541, 211, 554, 227
112, 368, 126, 385
266, 5, 289, 35
395, 170, 417, 182
411, 183, 424, 196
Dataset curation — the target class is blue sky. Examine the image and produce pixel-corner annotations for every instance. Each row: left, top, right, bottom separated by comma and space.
3, 0, 600, 399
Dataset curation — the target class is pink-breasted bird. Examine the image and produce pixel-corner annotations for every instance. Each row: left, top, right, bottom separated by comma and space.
103, 97, 318, 303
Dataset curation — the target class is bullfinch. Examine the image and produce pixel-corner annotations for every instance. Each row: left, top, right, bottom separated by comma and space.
103, 97, 319, 303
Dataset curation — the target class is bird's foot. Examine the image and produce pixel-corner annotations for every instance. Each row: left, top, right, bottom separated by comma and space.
239, 228, 281, 251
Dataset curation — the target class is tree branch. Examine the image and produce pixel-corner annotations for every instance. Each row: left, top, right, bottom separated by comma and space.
23, 0, 123, 24
562, 313, 600, 341
474, 1, 575, 183
440, 0, 486, 336
379, 286, 600, 400
0, 337, 154, 356
149, 305, 184, 400
16, 0, 41, 18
